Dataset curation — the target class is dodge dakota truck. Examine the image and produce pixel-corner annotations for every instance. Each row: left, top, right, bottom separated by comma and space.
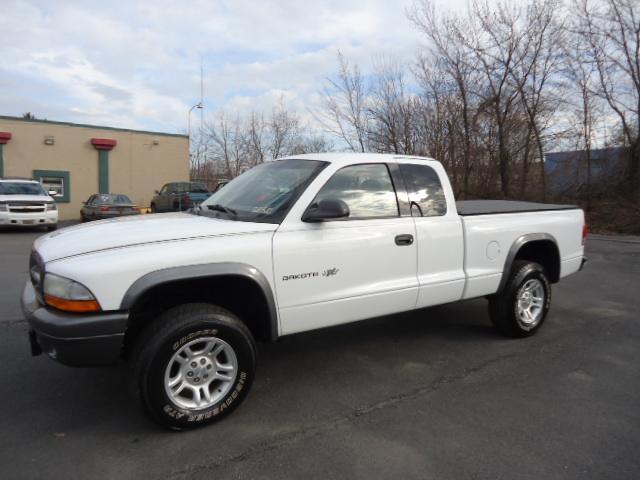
22, 153, 587, 429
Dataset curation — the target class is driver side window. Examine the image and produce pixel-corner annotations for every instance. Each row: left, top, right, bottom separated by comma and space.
314, 163, 399, 219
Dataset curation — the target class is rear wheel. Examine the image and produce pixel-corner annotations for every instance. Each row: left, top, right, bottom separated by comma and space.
130, 303, 256, 430
488, 260, 551, 337
150, 203, 157, 213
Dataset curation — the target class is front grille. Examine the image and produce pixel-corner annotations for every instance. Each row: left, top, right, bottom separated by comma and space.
9, 203, 46, 213
11, 207, 45, 213
10, 202, 46, 207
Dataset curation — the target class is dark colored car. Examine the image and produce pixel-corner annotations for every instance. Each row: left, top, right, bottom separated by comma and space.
80, 194, 140, 222
150, 182, 211, 213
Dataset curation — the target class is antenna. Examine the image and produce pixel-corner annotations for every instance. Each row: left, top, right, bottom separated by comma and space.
200, 55, 204, 132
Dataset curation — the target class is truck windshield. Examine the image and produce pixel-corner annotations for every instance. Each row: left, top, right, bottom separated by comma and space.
0, 182, 47, 195
199, 159, 327, 224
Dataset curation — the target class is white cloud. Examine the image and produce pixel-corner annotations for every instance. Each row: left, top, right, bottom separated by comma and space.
0, 0, 471, 133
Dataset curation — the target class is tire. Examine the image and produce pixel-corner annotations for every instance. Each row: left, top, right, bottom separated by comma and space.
488, 260, 551, 338
130, 303, 256, 430
46, 224, 58, 231
150, 203, 157, 213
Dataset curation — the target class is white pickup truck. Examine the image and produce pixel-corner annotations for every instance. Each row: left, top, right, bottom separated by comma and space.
22, 153, 587, 429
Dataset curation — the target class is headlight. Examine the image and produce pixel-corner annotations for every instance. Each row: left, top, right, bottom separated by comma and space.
46, 203, 57, 211
43, 273, 101, 312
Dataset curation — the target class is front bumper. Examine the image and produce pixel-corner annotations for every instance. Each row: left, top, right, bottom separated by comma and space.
0, 210, 58, 227
21, 281, 128, 367
93, 211, 140, 220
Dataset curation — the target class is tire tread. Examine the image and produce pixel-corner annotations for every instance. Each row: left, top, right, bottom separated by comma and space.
129, 302, 256, 429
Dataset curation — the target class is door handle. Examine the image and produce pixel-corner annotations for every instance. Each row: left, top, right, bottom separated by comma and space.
395, 234, 414, 246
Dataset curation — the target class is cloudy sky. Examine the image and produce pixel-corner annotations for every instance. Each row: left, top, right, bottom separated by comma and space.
0, 0, 475, 134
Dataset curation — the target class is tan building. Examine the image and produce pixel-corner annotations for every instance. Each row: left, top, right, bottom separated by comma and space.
0, 115, 189, 220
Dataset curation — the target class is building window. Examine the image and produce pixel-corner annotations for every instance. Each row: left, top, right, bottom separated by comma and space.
41, 176, 64, 197
33, 170, 70, 203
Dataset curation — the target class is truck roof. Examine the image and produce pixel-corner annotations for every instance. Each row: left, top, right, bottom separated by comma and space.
0, 177, 38, 183
279, 153, 439, 166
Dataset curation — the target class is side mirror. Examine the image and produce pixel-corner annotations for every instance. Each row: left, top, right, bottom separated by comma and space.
154, 190, 160, 195
48, 190, 58, 196
302, 198, 350, 223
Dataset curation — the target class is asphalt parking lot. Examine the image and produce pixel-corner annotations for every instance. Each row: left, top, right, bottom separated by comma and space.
0, 227, 638, 480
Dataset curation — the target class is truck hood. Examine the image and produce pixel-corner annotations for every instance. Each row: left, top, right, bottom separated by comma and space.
34, 213, 277, 262
0, 194, 54, 203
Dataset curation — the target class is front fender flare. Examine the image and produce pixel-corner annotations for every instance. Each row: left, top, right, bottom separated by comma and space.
120, 262, 279, 341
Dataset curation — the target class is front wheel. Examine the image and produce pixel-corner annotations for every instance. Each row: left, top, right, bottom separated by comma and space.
130, 303, 256, 430
488, 260, 551, 337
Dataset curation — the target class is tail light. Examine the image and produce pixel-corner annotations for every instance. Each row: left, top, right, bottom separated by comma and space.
131, 206, 139, 212
582, 223, 589, 246
100, 206, 111, 212
184, 196, 192, 205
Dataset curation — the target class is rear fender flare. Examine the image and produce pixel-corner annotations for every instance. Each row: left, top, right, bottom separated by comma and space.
497, 233, 559, 293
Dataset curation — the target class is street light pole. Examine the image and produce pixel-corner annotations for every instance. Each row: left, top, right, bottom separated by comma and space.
188, 103, 203, 173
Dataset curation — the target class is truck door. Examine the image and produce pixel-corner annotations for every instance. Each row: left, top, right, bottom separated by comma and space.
398, 162, 466, 307
272, 162, 419, 335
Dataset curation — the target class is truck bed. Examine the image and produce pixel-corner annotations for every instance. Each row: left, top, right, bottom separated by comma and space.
456, 200, 578, 216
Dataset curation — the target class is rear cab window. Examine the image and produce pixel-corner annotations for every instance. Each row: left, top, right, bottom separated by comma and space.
399, 163, 447, 217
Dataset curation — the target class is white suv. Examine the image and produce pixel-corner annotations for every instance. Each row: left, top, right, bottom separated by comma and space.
0, 178, 58, 230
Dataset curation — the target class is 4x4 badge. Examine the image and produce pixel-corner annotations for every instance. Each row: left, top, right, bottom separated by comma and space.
322, 268, 339, 277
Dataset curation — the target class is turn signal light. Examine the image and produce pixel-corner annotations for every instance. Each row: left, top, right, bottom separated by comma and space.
44, 294, 101, 312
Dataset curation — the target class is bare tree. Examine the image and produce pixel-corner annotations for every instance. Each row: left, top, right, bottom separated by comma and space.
246, 111, 267, 167
409, 1, 483, 196
268, 101, 301, 159
562, 6, 605, 210
196, 102, 334, 183
575, 0, 640, 195
367, 59, 420, 154
319, 52, 369, 152
506, 0, 564, 200
204, 112, 248, 179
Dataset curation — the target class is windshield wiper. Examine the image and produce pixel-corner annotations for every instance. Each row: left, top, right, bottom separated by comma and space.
207, 203, 237, 217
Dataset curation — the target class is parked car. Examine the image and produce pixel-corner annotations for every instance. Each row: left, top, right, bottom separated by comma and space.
150, 182, 210, 213
22, 153, 586, 430
80, 194, 140, 222
0, 177, 58, 230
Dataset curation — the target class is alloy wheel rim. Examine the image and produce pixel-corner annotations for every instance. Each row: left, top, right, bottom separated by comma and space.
164, 336, 238, 410
516, 278, 545, 328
